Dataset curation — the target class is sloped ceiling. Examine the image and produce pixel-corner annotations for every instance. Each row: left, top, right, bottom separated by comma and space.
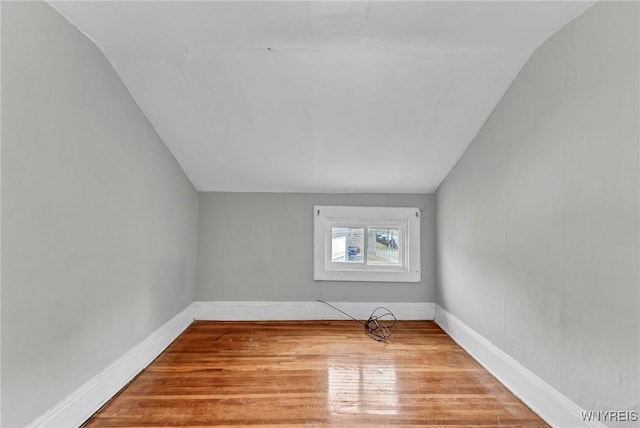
50, 1, 593, 193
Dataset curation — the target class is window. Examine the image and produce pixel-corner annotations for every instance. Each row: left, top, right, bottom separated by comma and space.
313, 206, 421, 282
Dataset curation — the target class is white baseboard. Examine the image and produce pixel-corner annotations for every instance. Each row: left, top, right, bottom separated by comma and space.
27, 304, 195, 428
194, 301, 435, 321
24, 302, 605, 428
434, 305, 606, 428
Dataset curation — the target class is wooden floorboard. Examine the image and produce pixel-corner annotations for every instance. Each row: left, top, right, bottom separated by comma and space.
83, 321, 548, 427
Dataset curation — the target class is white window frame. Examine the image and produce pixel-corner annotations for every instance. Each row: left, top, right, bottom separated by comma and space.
313, 205, 421, 282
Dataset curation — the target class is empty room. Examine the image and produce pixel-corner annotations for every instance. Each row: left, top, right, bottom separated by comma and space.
1, 0, 638, 427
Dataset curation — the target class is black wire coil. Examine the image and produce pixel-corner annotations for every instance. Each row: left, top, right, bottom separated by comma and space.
317, 299, 397, 342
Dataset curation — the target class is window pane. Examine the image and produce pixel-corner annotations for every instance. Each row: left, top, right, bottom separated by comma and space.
332, 227, 364, 263
368, 228, 400, 265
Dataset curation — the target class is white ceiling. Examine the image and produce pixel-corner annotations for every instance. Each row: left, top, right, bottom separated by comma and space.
50, 1, 593, 193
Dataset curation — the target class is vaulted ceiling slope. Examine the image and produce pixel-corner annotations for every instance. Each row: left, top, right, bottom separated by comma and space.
50, 1, 593, 193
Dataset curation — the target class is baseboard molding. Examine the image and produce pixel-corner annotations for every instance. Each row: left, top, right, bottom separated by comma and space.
434, 305, 606, 428
28, 304, 195, 428
194, 301, 435, 321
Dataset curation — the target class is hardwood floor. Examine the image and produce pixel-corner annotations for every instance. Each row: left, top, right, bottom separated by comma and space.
84, 321, 548, 427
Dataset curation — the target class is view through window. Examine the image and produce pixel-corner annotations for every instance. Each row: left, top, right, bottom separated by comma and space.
314, 206, 421, 282
331, 227, 400, 265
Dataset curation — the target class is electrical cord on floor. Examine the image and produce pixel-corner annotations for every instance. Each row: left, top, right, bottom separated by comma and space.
316, 299, 397, 342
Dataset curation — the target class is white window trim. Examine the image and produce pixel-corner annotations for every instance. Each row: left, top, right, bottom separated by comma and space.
313, 205, 421, 283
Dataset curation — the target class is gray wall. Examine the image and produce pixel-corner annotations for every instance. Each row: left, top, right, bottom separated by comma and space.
436, 1, 639, 423
1, 2, 198, 426
197, 193, 435, 303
